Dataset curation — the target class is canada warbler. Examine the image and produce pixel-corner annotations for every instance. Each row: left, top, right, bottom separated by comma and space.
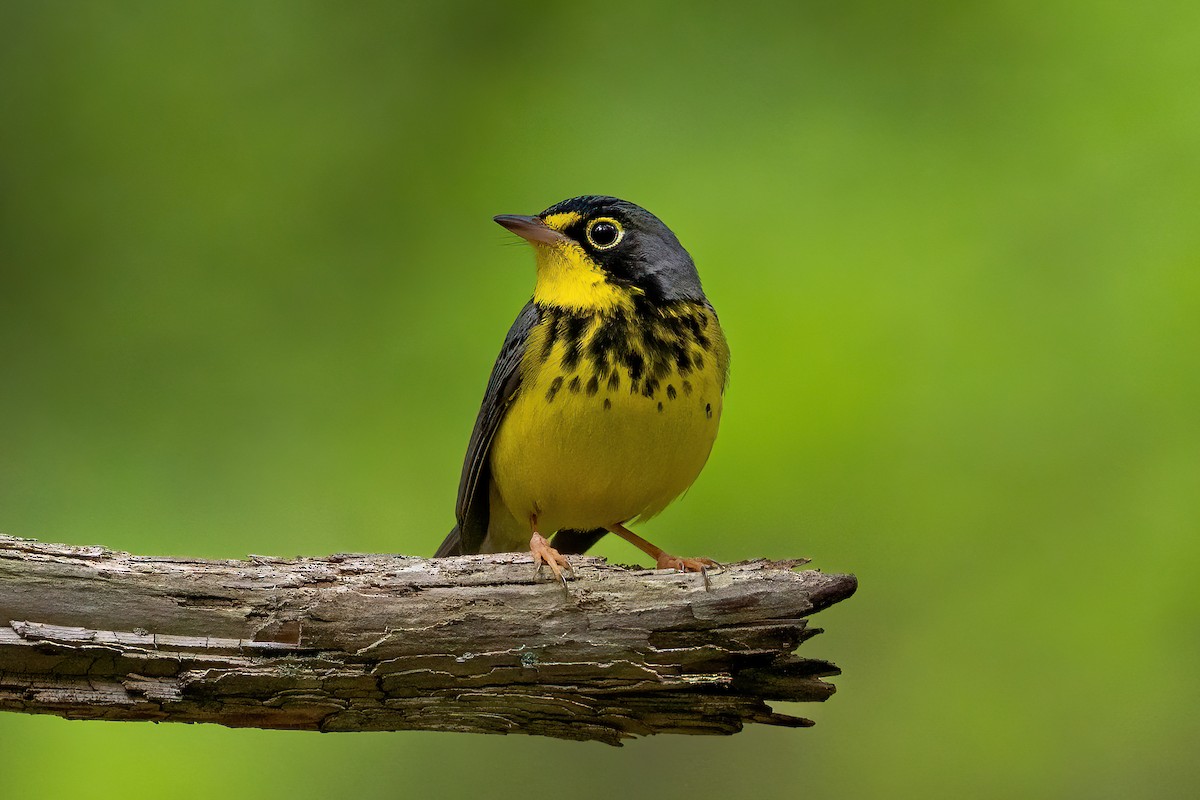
435, 196, 730, 586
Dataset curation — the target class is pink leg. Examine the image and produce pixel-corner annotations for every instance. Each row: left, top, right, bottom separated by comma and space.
606, 522, 719, 590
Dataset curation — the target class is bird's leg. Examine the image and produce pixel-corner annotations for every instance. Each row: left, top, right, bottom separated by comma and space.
606, 522, 719, 590
529, 513, 572, 590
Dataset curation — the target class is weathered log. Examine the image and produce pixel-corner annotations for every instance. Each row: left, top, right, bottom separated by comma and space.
0, 534, 856, 745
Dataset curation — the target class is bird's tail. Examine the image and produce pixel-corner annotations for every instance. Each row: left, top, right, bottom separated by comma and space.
550, 528, 607, 555
434, 525, 606, 557
434, 524, 464, 557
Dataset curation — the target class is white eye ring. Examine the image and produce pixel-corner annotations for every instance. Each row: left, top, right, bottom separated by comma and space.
585, 217, 624, 250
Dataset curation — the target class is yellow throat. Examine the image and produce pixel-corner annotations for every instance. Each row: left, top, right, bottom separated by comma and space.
531, 211, 637, 312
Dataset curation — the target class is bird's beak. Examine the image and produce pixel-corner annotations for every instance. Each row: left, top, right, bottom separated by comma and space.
494, 214, 569, 245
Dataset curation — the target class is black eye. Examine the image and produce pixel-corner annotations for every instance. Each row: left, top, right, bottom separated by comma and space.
590, 222, 618, 246
585, 217, 623, 250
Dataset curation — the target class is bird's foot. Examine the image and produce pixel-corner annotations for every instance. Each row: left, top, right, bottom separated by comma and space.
655, 554, 720, 591
530, 533, 573, 591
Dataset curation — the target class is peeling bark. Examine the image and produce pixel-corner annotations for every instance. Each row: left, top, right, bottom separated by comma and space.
0, 535, 856, 745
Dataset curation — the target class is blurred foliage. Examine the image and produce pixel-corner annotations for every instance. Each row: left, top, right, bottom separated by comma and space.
1, 1, 1198, 798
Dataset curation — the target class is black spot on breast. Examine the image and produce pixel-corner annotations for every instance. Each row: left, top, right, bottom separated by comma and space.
657, 401, 663, 412
693, 353, 705, 370
674, 346, 692, 376
682, 381, 693, 396
666, 384, 677, 400
546, 376, 563, 402
603, 398, 612, 410
542, 308, 563, 358
587, 311, 627, 363
641, 377, 659, 398
705, 402, 712, 418
641, 326, 667, 358
568, 375, 581, 394
561, 315, 589, 371
585, 375, 599, 395
607, 371, 620, 391
659, 313, 684, 339
683, 313, 711, 351
626, 351, 645, 382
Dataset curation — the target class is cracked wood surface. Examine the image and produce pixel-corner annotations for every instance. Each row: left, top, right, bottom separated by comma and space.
0, 534, 857, 745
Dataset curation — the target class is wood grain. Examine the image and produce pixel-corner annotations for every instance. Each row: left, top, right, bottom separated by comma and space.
0, 535, 856, 744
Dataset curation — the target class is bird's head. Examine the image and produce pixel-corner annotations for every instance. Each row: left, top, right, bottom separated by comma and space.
495, 196, 705, 312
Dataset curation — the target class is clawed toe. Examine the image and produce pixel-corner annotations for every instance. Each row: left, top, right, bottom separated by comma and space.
530, 533, 572, 591
655, 554, 720, 591
655, 554, 719, 572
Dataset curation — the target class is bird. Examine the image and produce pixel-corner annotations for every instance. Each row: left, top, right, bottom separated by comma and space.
434, 195, 730, 587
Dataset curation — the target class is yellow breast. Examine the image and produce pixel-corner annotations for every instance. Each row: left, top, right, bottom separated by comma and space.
486, 302, 729, 550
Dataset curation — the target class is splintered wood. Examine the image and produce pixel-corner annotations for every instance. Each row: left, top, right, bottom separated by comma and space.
0, 535, 855, 745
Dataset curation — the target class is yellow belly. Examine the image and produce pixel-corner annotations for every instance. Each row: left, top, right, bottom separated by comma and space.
485, 308, 727, 552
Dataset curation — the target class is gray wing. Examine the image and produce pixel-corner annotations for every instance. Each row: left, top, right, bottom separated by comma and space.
436, 301, 540, 556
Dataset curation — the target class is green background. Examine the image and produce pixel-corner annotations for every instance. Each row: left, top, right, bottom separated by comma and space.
2, 2, 1197, 797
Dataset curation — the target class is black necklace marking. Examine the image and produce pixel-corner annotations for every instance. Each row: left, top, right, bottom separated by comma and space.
538, 301, 715, 402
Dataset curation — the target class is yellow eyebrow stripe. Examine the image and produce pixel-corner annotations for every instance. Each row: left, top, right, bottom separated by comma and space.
540, 211, 583, 232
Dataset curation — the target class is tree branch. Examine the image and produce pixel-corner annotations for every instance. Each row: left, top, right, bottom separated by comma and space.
0, 534, 856, 745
